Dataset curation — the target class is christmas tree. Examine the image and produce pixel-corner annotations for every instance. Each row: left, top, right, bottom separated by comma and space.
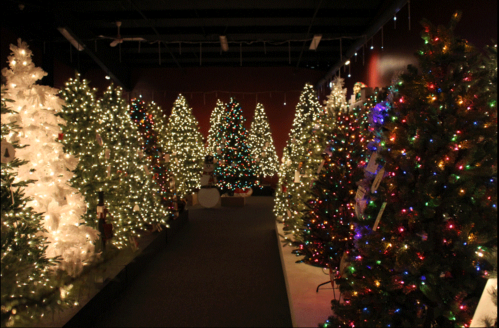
325, 14, 497, 327
96, 84, 172, 248
164, 94, 205, 199
247, 103, 279, 178
146, 100, 169, 158
273, 84, 324, 221
274, 145, 293, 221
58, 72, 107, 232
214, 97, 257, 194
1, 89, 59, 326
325, 76, 348, 116
2, 39, 98, 277
288, 89, 368, 273
206, 99, 226, 157
130, 96, 172, 207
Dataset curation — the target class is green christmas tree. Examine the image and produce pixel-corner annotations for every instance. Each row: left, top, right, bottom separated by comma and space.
97, 84, 172, 248
130, 96, 172, 207
215, 97, 257, 194
274, 84, 324, 221
247, 103, 279, 179
164, 94, 205, 199
58, 72, 108, 232
274, 145, 293, 221
206, 99, 226, 157
288, 88, 369, 274
325, 13, 497, 328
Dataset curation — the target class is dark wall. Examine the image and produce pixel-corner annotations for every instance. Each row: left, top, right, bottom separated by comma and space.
318, 0, 498, 101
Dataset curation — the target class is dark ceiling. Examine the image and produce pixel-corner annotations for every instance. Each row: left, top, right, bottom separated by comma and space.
2, 0, 406, 90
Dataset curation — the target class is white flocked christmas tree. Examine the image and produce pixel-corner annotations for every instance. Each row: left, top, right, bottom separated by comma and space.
1, 39, 98, 277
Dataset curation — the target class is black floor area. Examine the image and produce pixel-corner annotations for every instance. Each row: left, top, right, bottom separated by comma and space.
92, 196, 292, 327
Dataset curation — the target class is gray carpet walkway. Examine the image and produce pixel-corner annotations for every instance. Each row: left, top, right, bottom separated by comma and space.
94, 196, 292, 327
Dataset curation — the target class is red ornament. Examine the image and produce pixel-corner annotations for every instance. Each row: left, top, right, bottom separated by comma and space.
58, 133, 64, 140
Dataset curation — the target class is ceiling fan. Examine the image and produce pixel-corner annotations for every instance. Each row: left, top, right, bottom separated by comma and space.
99, 21, 145, 47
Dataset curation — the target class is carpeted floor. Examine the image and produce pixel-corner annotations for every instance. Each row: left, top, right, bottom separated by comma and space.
93, 196, 292, 327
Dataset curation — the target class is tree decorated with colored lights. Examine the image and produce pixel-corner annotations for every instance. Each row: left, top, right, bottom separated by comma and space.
146, 100, 169, 157
206, 99, 226, 157
164, 94, 205, 199
130, 96, 172, 205
96, 84, 172, 247
324, 14, 497, 328
247, 103, 279, 178
215, 97, 257, 193
288, 98, 370, 273
2, 39, 98, 277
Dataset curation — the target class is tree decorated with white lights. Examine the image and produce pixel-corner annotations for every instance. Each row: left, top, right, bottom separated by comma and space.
1, 89, 60, 326
58, 72, 108, 232
215, 97, 257, 194
206, 99, 226, 156
2, 39, 98, 276
146, 100, 169, 158
96, 84, 172, 248
324, 14, 497, 328
164, 94, 205, 199
274, 83, 324, 223
274, 145, 293, 221
325, 76, 348, 116
247, 103, 279, 178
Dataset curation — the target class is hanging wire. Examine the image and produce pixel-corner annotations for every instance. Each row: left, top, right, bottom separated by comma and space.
288, 41, 291, 64
158, 42, 161, 65
200, 43, 202, 66
119, 43, 121, 62
408, 0, 411, 30
381, 26, 384, 51
70, 42, 72, 62
340, 37, 343, 64
240, 43, 242, 66
363, 43, 365, 66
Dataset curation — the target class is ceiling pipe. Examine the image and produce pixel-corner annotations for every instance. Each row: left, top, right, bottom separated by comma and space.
315, 0, 408, 90
129, 0, 184, 72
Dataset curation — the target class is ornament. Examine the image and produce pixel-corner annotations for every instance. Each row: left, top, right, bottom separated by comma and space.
144, 164, 149, 174
105, 149, 111, 159
133, 204, 140, 212
317, 160, 325, 174
294, 170, 301, 183
365, 151, 379, 174
96, 133, 103, 146
164, 153, 170, 162
1, 140, 15, 163
138, 150, 144, 158
372, 202, 387, 231
58, 133, 64, 140
371, 167, 385, 192
107, 165, 111, 178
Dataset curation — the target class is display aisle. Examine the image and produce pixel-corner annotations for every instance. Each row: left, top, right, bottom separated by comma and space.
92, 197, 292, 327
